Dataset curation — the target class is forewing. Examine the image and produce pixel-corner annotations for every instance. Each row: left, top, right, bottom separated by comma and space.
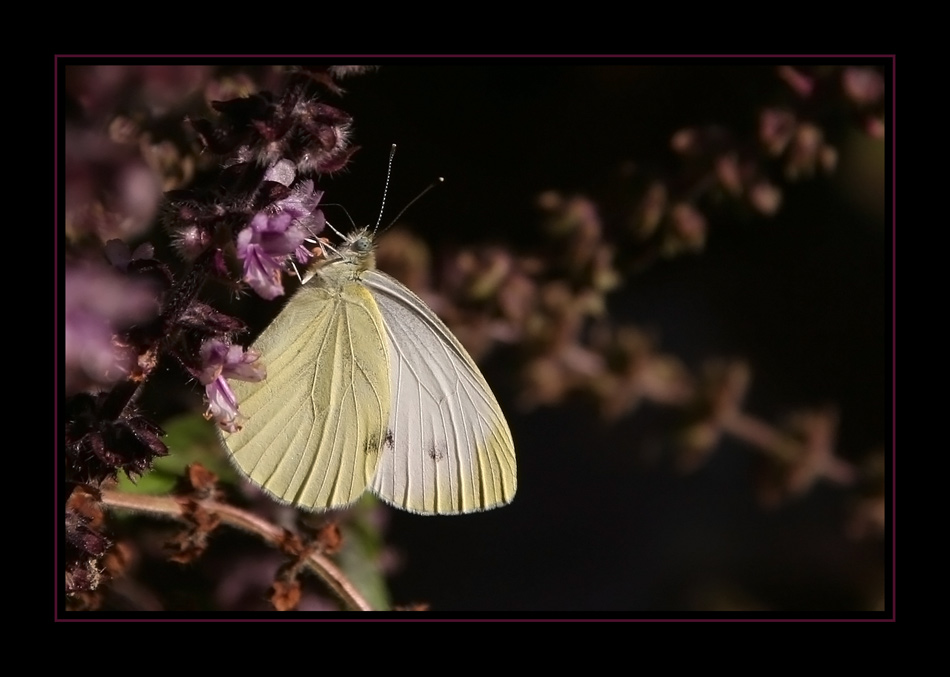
364, 270, 517, 514
221, 280, 391, 511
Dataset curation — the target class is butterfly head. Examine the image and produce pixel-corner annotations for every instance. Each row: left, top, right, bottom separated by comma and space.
340, 228, 377, 271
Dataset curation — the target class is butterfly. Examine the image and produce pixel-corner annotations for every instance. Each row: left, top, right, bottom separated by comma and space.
220, 227, 517, 514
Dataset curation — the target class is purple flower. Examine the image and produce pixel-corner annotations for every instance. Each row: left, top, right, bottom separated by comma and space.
206, 378, 241, 433
198, 339, 265, 432
236, 179, 325, 299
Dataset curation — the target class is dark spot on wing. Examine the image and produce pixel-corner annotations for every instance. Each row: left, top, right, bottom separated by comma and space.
384, 430, 395, 451
427, 445, 445, 462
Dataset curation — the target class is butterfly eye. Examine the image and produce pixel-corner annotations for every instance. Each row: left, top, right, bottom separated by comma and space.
353, 237, 372, 253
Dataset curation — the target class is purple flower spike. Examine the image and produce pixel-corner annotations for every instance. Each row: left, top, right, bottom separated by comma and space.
235, 179, 324, 299
198, 339, 265, 432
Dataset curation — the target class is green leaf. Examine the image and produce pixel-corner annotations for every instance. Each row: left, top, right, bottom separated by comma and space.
334, 496, 392, 611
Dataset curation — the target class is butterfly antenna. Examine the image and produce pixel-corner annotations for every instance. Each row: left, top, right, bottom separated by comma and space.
381, 176, 444, 235
314, 200, 359, 239
373, 144, 398, 235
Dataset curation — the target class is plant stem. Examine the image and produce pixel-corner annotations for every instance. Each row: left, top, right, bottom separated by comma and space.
99, 488, 376, 612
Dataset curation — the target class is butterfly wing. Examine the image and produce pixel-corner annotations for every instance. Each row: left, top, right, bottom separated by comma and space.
221, 277, 392, 511
364, 269, 517, 514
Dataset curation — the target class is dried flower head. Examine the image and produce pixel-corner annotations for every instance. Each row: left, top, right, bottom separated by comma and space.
190, 86, 357, 175
65, 394, 168, 485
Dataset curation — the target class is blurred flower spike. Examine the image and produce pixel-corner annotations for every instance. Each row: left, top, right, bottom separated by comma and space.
65, 260, 161, 396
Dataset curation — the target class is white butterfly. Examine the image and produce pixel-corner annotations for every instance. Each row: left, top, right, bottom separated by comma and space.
220, 228, 517, 514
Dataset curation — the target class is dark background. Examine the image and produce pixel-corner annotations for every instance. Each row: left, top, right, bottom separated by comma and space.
307, 64, 889, 613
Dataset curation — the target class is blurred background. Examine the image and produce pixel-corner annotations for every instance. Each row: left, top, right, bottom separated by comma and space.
63, 62, 889, 614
